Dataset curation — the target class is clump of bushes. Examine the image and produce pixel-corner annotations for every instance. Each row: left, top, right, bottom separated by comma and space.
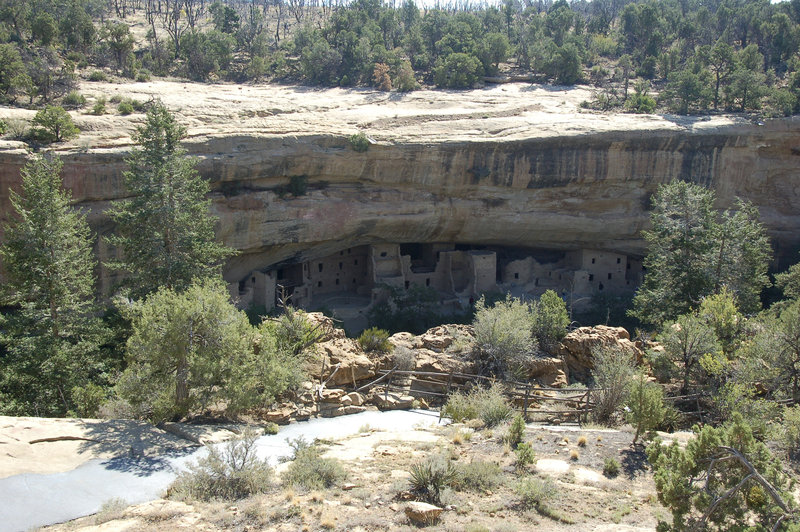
442, 382, 512, 427
515, 475, 555, 510
348, 132, 370, 152
169, 428, 272, 501
88, 70, 108, 82
282, 437, 347, 490
357, 327, 391, 353
603, 457, 620, 478
590, 346, 636, 424
62, 90, 86, 109
452, 460, 502, 492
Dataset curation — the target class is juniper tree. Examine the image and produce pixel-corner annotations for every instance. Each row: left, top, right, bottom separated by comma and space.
0, 155, 108, 416
106, 101, 232, 298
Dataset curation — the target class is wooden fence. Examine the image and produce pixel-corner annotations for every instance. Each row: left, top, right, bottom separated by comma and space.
356, 367, 597, 425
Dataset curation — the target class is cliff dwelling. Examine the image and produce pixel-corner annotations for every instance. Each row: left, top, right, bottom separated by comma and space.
232, 244, 644, 329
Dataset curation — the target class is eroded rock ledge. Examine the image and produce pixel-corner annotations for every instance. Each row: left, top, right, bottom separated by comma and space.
1, 82, 798, 297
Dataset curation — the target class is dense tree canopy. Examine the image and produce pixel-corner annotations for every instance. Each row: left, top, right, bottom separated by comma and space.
0, 155, 109, 416
106, 101, 232, 298
631, 181, 771, 326
0, 0, 798, 116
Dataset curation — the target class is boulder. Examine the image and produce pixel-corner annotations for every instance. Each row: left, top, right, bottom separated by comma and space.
405, 501, 443, 525
320, 388, 345, 403
373, 392, 415, 410
345, 392, 365, 406
305, 312, 345, 341
525, 356, 569, 388
263, 404, 295, 424
310, 337, 376, 386
558, 325, 644, 382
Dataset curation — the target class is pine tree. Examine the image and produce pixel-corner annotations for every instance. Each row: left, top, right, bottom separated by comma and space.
106, 101, 232, 298
631, 181, 770, 326
0, 154, 108, 416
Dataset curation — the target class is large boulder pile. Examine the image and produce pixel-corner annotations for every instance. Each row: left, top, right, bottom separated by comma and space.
558, 325, 644, 382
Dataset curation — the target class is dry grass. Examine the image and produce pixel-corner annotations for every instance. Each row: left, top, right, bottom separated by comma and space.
570, 449, 580, 461
578, 435, 588, 447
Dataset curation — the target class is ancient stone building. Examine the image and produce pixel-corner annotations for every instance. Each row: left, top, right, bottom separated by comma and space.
232, 243, 644, 322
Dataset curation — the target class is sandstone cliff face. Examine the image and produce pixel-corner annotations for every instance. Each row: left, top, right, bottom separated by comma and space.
1, 86, 799, 291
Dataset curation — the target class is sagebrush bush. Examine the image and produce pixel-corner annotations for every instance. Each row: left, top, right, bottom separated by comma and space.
409, 453, 458, 504
357, 327, 391, 353
452, 460, 501, 492
393, 345, 416, 371
88, 70, 108, 82
591, 346, 636, 424
442, 383, 512, 427
283, 441, 346, 490
472, 295, 537, 377
515, 476, 555, 509
62, 90, 86, 108
169, 428, 272, 501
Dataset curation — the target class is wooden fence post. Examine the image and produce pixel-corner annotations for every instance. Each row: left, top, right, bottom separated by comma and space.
523, 383, 531, 419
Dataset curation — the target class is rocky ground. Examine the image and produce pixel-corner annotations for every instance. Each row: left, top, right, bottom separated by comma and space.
40, 418, 678, 532
0, 78, 747, 154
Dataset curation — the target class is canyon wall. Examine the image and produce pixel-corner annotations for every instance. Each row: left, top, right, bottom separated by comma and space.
1, 117, 799, 292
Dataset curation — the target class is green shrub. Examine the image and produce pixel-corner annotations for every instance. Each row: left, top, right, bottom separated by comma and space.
515, 476, 555, 510
263, 422, 279, 435
647, 413, 793, 530
88, 70, 108, 82
625, 372, 667, 444
591, 346, 636, 424
348, 132, 370, 152
452, 460, 502, 492
136, 69, 152, 82
515, 442, 536, 470
531, 290, 570, 353
473, 295, 537, 377
31, 106, 79, 143
409, 453, 458, 504
70, 383, 106, 418
357, 327, 391, 353
782, 405, 800, 457
117, 101, 134, 115
288, 175, 307, 196
506, 414, 526, 449
92, 97, 107, 115
0, 118, 7, 135
109, 94, 123, 103
283, 442, 346, 490
433, 52, 483, 89
169, 428, 272, 501
62, 90, 87, 109
442, 383, 512, 427
603, 457, 620, 478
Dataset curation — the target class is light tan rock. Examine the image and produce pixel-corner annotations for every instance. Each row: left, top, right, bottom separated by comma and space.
373, 392, 415, 410
320, 388, 345, 403
558, 326, 644, 382
405, 501, 443, 525
345, 392, 365, 406
525, 356, 569, 388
